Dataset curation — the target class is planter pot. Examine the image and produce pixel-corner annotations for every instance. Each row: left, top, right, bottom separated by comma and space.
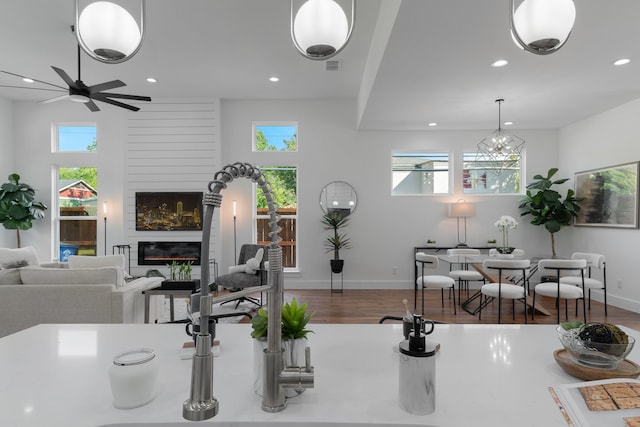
330, 259, 344, 274
253, 338, 308, 398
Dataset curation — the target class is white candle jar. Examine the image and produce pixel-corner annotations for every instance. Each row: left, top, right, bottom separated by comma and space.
108, 348, 158, 409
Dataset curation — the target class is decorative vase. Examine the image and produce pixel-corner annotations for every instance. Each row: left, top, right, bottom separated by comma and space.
330, 259, 344, 274
253, 337, 308, 398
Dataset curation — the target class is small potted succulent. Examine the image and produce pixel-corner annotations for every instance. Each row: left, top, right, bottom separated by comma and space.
426, 239, 437, 247
487, 239, 497, 247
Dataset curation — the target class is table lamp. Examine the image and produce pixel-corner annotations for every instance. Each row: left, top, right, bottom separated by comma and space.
448, 200, 476, 247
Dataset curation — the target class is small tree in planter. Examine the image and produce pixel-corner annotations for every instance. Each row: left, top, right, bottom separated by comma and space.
321, 211, 351, 273
0, 174, 47, 248
519, 168, 583, 257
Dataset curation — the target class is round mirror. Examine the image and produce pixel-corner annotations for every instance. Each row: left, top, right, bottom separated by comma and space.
319, 181, 357, 215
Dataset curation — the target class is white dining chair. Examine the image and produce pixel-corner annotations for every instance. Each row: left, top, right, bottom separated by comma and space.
416, 252, 456, 315
446, 248, 484, 304
559, 253, 607, 315
532, 259, 587, 324
479, 259, 530, 324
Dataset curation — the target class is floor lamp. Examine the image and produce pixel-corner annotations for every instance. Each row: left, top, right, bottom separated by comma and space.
102, 201, 108, 256
232, 200, 237, 263
448, 200, 476, 247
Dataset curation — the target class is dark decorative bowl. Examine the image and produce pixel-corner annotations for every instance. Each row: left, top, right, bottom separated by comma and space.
496, 247, 515, 254
556, 326, 635, 369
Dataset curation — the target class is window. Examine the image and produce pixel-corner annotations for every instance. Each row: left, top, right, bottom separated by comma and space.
255, 165, 297, 270
392, 152, 449, 195
55, 125, 97, 152
253, 122, 297, 152
463, 152, 521, 194
57, 167, 98, 258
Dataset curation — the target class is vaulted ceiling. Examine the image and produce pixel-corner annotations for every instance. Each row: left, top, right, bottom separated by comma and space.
1, 0, 639, 130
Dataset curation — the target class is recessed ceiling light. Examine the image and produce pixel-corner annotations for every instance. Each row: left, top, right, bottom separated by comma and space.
22, 77, 34, 83
613, 58, 631, 66
269, 76, 280, 82
504, 121, 513, 126
146, 77, 157, 83
491, 59, 509, 67
428, 122, 437, 127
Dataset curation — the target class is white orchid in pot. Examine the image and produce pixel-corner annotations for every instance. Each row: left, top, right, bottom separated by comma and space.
494, 215, 518, 254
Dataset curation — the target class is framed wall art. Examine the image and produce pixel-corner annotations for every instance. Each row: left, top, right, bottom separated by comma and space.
574, 162, 639, 228
135, 192, 203, 231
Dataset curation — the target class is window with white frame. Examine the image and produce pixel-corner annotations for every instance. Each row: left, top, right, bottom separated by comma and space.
253, 122, 298, 152
392, 152, 450, 195
462, 152, 522, 194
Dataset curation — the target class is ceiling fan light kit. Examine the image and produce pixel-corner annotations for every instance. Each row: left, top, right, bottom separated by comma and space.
291, 0, 354, 60
75, 0, 146, 64
510, 0, 576, 55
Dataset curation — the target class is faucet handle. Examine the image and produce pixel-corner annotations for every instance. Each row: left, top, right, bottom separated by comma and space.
305, 346, 312, 373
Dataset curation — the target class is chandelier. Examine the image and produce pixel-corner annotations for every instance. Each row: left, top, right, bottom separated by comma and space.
291, 0, 355, 60
510, 0, 576, 55
75, 0, 146, 64
475, 99, 525, 175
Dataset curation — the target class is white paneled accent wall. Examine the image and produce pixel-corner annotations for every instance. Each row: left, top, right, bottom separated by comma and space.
124, 99, 221, 280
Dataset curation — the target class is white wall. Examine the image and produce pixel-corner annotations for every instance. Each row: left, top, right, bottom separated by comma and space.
559, 97, 640, 313
222, 99, 560, 290
0, 97, 14, 247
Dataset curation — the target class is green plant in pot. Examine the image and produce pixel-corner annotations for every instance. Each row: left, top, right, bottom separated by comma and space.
519, 168, 583, 257
0, 174, 47, 248
251, 298, 314, 397
321, 211, 351, 274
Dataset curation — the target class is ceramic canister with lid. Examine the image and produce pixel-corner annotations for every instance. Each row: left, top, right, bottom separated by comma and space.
108, 348, 158, 409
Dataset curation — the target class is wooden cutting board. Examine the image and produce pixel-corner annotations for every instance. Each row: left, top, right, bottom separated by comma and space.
554, 349, 640, 381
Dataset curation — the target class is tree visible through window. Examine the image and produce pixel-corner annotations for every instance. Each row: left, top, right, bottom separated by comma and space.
254, 123, 297, 152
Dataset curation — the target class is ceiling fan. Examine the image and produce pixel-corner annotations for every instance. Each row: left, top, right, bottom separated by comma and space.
0, 44, 151, 112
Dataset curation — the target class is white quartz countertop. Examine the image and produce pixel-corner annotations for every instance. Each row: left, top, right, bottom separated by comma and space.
1, 322, 638, 427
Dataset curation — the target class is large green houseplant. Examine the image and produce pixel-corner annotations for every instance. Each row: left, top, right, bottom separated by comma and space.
321, 211, 351, 273
0, 174, 47, 248
518, 168, 583, 257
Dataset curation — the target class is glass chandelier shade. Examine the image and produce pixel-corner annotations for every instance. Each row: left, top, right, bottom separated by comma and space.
475, 100, 525, 175
510, 0, 576, 55
291, 0, 354, 60
75, 0, 145, 64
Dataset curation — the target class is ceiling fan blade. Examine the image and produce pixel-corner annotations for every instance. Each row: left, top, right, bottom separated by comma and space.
39, 94, 69, 104
93, 96, 140, 112
0, 70, 66, 90
51, 66, 78, 89
94, 92, 151, 102
88, 80, 126, 94
85, 100, 100, 112
0, 85, 66, 93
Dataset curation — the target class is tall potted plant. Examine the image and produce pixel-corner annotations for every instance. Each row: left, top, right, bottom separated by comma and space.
0, 174, 47, 248
321, 211, 351, 273
519, 168, 583, 257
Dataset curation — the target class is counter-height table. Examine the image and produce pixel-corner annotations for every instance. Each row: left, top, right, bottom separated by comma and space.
2, 322, 634, 426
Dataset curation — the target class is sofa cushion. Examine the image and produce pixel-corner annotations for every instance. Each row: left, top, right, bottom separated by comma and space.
0, 246, 40, 268
20, 266, 124, 287
68, 254, 125, 270
0, 268, 22, 285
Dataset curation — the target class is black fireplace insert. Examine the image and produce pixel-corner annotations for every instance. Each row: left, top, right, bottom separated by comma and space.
138, 241, 201, 266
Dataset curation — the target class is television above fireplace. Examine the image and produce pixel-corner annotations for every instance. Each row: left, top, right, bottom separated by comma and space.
138, 241, 201, 266
135, 192, 203, 231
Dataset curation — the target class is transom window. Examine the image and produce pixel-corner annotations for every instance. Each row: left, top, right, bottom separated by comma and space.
392, 152, 449, 195
253, 122, 297, 152
55, 125, 97, 152
463, 152, 522, 194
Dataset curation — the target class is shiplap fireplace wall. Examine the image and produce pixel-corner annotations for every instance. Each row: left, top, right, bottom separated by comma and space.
124, 99, 221, 279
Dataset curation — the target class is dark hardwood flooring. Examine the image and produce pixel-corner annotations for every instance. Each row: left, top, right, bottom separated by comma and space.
247, 288, 640, 330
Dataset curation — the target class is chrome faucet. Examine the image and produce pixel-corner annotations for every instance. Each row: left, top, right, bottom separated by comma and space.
183, 162, 314, 421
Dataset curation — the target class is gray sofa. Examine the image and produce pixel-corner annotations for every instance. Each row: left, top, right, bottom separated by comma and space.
0, 248, 164, 337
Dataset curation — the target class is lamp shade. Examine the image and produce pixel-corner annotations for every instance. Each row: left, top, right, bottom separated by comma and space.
293, 0, 349, 58
512, 0, 576, 51
448, 202, 476, 218
78, 1, 141, 61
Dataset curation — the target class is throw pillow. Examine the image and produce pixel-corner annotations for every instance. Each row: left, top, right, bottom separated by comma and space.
245, 248, 264, 274
0, 246, 40, 268
0, 268, 22, 285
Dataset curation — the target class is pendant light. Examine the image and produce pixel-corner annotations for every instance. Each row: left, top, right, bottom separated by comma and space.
510, 0, 576, 55
75, 0, 146, 64
475, 99, 525, 175
291, 0, 355, 60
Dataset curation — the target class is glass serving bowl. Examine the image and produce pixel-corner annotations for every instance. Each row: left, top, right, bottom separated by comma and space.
556, 326, 635, 369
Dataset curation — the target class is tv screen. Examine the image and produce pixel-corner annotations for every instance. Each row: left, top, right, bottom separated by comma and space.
135, 192, 203, 231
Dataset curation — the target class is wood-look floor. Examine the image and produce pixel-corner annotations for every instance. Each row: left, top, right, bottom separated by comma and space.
232, 288, 640, 330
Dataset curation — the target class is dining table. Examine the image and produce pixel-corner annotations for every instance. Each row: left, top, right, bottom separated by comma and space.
437, 254, 553, 316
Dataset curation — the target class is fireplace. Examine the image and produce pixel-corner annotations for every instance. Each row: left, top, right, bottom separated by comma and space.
138, 241, 201, 266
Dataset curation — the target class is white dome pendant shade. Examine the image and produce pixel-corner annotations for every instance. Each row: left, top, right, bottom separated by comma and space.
510, 0, 576, 55
75, 0, 146, 64
291, 0, 354, 60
